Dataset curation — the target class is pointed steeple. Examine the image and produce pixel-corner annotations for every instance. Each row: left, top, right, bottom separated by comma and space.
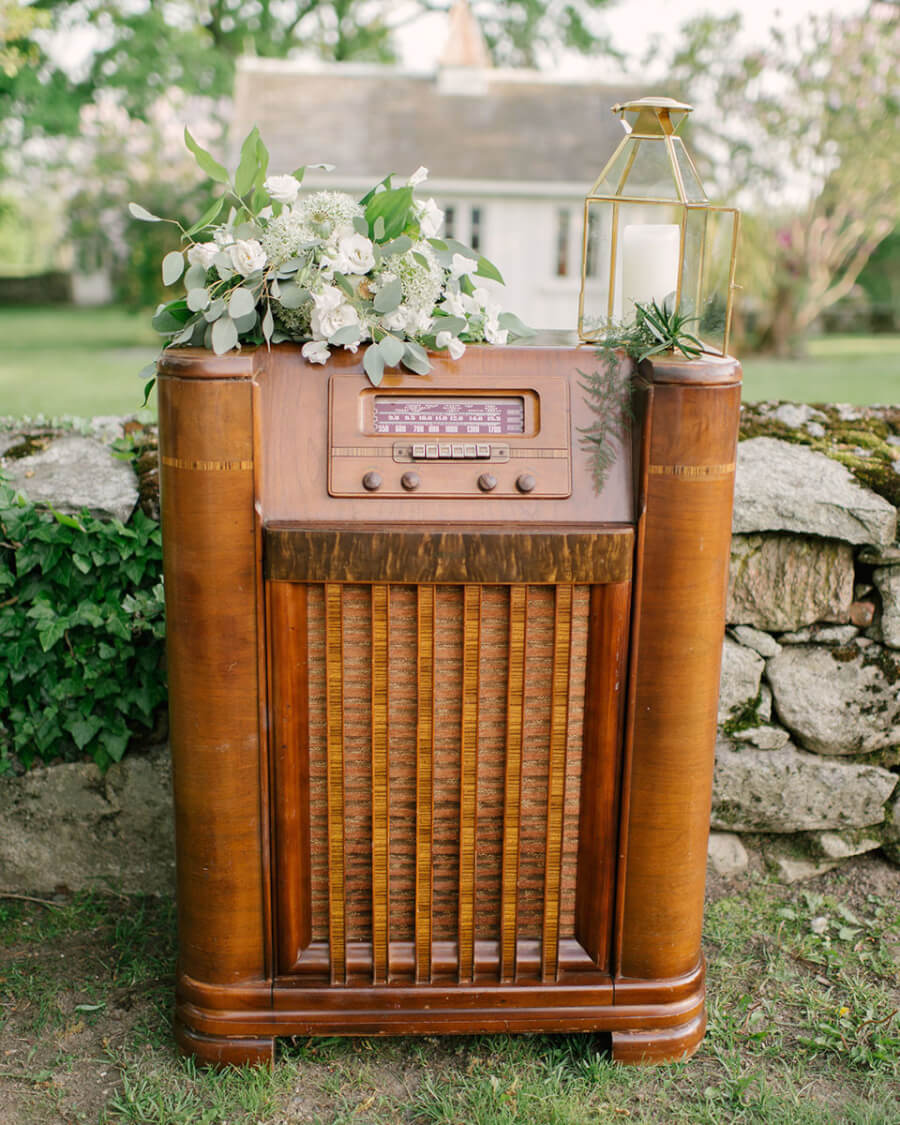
439, 0, 492, 69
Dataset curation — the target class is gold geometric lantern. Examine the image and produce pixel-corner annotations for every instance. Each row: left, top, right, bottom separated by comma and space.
578, 96, 740, 355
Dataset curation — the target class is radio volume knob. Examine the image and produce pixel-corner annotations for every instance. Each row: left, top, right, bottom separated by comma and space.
362, 470, 382, 492
516, 472, 537, 494
477, 472, 498, 493
401, 471, 421, 491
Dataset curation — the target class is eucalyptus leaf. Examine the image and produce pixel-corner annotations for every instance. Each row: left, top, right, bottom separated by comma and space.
162, 251, 184, 286
262, 306, 274, 342
184, 195, 224, 237
333, 271, 356, 299
498, 311, 534, 338
204, 297, 226, 322
184, 262, 208, 290
277, 283, 307, 309
234, 221, 262, 241
352, 215, 369, 237
171, 322, 195, 346
278, 256, 307, 273
374, 277, 403, 314
401, 343, 431, 376
228, 286, 257, 319
474, 255, 504, 284
378, 335, 405, 367
380, 235, 412, 258
211, 316, 239, 355
233, 310, 259, 333
187, 287, 210, 312
128, 202, 162, 222
137, 361, 157, 381
329, 325, 362, 346
214, 252, 234, 281
412, 251, 429, 268
184, 127, 229, 184
152, 306, 188, 334
433, 314, 467, 336
373, 216, 385, 241
363, 345, 385, 385
271, 330, 292, 343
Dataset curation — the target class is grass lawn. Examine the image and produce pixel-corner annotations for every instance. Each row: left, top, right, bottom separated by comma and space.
1, 856, 898, 1123
0, 306, 158, 419
740, 335, 900, 405
0, 307, 897, 418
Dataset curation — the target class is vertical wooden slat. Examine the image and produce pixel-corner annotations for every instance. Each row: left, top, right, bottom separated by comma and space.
542, 584, 573, 982
371, 584, 390, 984
499, 584, 527, 983
457, 585, 481, 983
415, 585, 435, 984
324, 583, 346, 985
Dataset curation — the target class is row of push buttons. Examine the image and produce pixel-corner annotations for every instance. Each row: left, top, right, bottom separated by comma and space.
411, 442, 492, 460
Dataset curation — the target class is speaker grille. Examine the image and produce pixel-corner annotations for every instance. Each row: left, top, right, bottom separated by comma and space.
298, 581, 589, 984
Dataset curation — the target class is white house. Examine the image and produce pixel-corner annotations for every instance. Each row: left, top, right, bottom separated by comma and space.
231, 2, 638, 331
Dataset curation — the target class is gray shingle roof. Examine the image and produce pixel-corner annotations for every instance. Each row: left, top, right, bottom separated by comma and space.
233, 61, 640, 186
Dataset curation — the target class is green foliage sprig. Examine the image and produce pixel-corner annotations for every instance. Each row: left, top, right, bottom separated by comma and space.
0, 481, 166, 773
580, 297, 711, 492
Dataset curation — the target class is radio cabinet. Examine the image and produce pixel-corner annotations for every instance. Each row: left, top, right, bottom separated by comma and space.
158, 342, 740, 1066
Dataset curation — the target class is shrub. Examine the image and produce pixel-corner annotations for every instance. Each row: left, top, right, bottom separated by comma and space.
0, 481, 166, 772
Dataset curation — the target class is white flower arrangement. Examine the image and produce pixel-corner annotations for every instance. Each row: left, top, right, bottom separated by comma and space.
131, 126, 530, 391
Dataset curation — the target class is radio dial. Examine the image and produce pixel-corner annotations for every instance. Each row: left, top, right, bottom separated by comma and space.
516, 473, 537, 494
401, 471, 421, 491
477, 472, 498, 493
362, 471, 382, 492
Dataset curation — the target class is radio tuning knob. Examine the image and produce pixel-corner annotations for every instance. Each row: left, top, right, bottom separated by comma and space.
516, 472, 537, 494
477, 472, 498, 493
401, 471, 421, 491
362, 470, 382, 492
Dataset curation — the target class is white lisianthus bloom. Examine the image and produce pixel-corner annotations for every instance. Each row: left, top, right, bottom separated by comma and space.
436, 330, 465, 360
450, 252, 478, 279
229, 238, 266, 276
186, 242, 219, 270
408, 165, 429, 186
214, 229, 234, 247
302, 339, 331, 364
416, 198, 444, 239
484, 318, 509, 346
264, 174, 300, 204
408, 308, 434, 335
473, 287, 502, 318
441, 289, 478, 318
334, 232, 376, 274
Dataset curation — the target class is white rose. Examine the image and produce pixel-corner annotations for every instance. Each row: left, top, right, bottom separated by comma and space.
334, 232, 375, 275
229, 238, 266, 276
381, 306, 409, 332
311, 287, 360, 338
416, 198, 444, 239
436, 330, 465, 360
408, 165, 429, 186
450, 252, 478, 279
302, 340, 331, 364
484, 318, 508, 346
264, 174, 300, 204
186, 242, 219, 270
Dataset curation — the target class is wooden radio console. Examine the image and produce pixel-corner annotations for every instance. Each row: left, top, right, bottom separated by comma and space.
158, 341, 740, 1066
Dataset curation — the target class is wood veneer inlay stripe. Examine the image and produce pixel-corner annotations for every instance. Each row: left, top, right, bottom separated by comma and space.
542, 584, 573, 982
458, 585, 481, 984
370, 584, 390, 984
500, 584, 527, 983
324, 583, 346, 985
415, 585, 435, 984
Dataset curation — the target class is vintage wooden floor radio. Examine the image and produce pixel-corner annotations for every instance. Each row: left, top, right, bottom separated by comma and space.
159, 336, 740, 1066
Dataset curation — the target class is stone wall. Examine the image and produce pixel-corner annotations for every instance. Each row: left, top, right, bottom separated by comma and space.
1, 408, 898, 893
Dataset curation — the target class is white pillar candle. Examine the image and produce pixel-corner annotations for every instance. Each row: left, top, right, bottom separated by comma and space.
621, 224, 681, 316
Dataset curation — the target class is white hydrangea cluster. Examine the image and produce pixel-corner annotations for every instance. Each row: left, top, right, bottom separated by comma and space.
261, 190, 365, 266
374, 241, 444, 336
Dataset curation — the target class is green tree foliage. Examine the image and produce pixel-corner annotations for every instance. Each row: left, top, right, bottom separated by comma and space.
663, 3, 900, 355
2, 0, 617, 138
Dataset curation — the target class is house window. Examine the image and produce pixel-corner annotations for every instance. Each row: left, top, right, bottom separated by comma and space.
556, 208, 571, 277
470, 206, 482, 252
443, 204, 456, 240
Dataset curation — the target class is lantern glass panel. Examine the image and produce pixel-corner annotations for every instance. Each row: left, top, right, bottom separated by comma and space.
670, 138, 707, 203
696, 207, 739, 356
609, 139, 678, 200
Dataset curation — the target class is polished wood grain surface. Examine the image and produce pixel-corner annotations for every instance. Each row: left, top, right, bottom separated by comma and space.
264, 524, 633, 585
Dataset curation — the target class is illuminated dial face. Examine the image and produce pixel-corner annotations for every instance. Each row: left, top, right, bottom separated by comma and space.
373, 396, 525, 435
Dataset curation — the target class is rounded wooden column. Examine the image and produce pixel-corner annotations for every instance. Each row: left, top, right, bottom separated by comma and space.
157, 349, 273, 1064
613, 354, 741, 1060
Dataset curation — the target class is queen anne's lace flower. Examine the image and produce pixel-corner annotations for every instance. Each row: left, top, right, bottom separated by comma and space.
382, 241, 443, 321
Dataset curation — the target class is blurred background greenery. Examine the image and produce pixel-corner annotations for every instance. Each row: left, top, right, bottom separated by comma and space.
0, 0, 897, 414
